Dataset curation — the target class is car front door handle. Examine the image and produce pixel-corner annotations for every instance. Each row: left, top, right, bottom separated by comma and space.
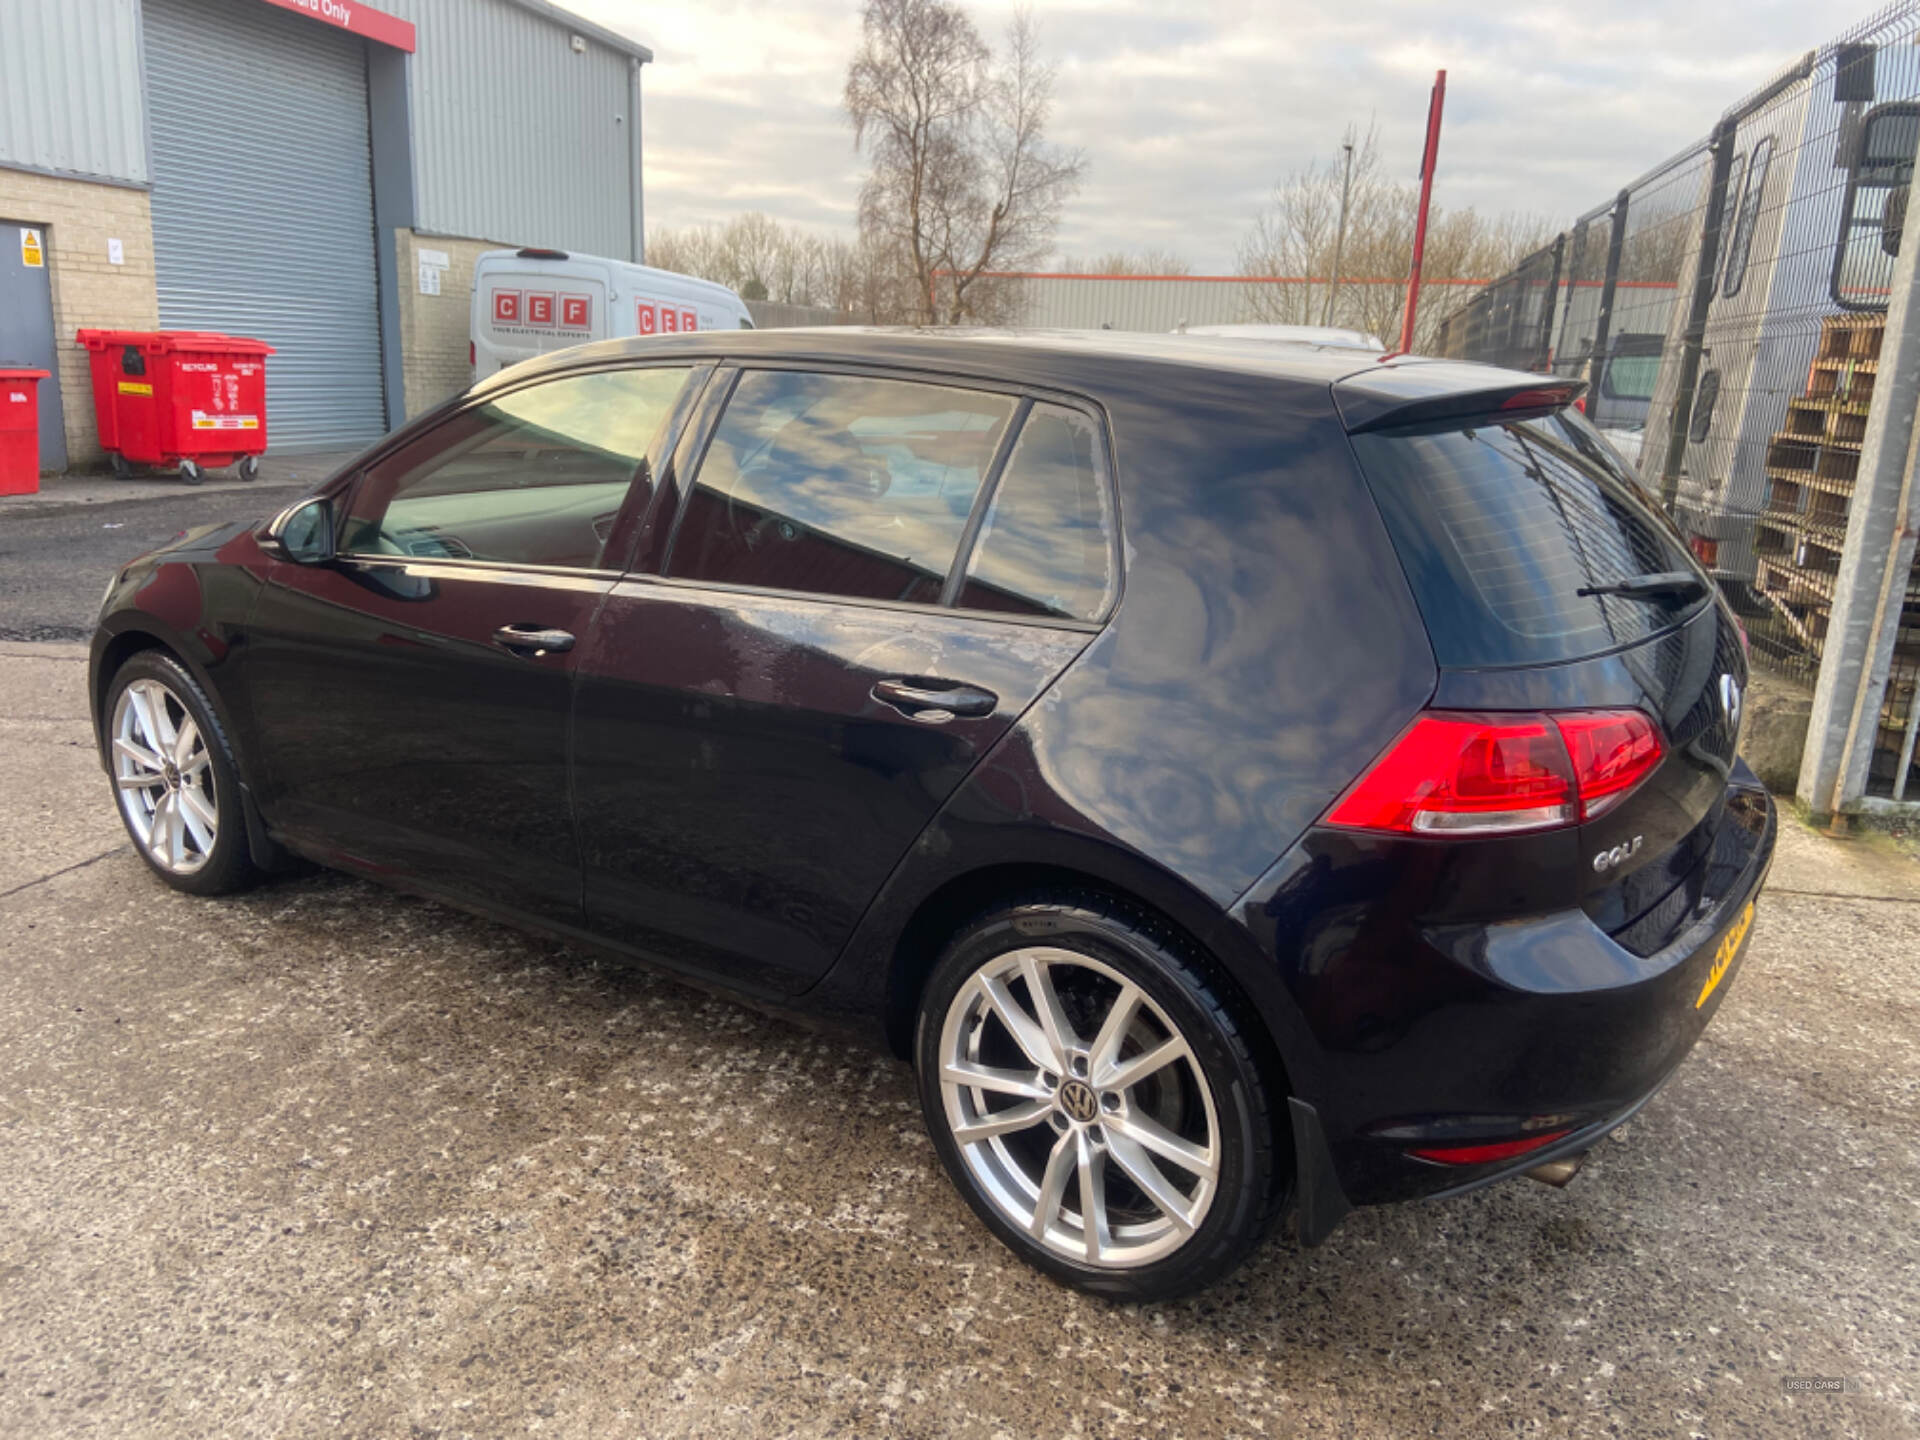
872, 678, 999, 721
492, 624, 576, 657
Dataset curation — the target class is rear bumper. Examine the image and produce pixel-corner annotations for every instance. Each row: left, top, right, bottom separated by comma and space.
1242, 773, 1776, 1227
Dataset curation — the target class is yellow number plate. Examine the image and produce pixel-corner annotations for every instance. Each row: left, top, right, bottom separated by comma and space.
1695, 900, 1755, 1009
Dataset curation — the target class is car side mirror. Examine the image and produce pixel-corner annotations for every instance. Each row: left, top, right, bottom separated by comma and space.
267, 497, 335, 564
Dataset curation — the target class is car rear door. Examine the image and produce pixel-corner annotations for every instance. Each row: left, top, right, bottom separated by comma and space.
571, 367, 1119, 994
242, 363, 697, 927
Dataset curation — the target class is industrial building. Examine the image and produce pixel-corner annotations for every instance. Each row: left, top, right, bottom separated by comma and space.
0, 0, 651, 466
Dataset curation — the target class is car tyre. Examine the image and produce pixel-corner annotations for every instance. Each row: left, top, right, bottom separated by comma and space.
915, 895, 1285, 1301
104, 651, 259, 895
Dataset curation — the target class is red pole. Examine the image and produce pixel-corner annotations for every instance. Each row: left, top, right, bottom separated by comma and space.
1398, 69, 1447, 355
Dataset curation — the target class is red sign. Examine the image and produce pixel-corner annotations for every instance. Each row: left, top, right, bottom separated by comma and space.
254, 0, 416, 51
661, 308, 679, 334
681, 309, 698, 333
562, 296, 590, 329
636, 303, 657, 335
493, 291, 522, 324
526, 292, 555, 326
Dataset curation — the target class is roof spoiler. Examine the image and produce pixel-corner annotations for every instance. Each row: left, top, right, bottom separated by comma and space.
516, 247, 570, 261
1333, 361, 1587, 434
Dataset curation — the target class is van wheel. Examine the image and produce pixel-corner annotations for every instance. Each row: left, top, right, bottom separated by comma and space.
915, 896, 1284, 1301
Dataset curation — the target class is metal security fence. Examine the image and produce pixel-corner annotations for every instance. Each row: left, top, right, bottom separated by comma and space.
1436, 2, 1920, 801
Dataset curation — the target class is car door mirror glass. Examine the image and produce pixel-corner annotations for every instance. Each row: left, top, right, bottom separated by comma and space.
274, 498, 335, 564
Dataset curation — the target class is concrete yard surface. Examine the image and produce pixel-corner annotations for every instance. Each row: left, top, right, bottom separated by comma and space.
0, 641, 1916, 1439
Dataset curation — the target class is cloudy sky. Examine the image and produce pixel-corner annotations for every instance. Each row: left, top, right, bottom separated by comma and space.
563, 0, 1857, 273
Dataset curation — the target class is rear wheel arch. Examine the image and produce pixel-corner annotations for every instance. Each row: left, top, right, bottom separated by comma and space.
883, 863, 1296, 1104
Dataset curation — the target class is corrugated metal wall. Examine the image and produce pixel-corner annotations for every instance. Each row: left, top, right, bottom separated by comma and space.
0, 0, 147, 183
381, 0, 636, 257
1015, 277, 1257, 332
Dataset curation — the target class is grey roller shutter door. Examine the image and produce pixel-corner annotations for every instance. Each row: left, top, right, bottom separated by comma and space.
144, 0, 387, 451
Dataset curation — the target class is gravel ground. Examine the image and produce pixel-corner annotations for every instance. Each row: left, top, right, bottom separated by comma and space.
1, 641, 1916, 1439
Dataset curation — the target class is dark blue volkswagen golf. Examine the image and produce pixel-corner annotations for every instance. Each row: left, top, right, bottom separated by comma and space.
89, 329, 1774, 1299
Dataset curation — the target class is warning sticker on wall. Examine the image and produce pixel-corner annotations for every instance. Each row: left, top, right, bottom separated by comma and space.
190, 411, 260, 431
20, 228, 44, 268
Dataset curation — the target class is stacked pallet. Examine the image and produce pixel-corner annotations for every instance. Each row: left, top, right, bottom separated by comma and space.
1753, 315, 1920, 649
1754, 313, 1920, 792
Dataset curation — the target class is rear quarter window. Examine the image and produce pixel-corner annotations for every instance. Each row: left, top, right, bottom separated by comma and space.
1350, 408, 1708, 667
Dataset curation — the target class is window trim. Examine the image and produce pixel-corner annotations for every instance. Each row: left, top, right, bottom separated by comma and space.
622, 570, 1107, 633
652, 363, 1124, 625
947, 397, 1124, 624
333, 359, 704, 577
938, 396, 1031, 606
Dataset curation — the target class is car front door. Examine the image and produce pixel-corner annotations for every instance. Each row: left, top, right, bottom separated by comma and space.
572, 368, 1120, 994
242, 364, 697, 928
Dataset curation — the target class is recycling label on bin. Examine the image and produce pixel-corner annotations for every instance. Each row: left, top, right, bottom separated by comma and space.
191, 411, 260, 431
118, 381, 153, 396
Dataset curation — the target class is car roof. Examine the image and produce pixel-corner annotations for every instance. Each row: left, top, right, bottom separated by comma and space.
474, 325, 1402, 397
1180, 323, 1386, 351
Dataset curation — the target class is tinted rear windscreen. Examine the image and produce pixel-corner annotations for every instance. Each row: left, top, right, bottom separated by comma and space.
1351, 408, 1708, 667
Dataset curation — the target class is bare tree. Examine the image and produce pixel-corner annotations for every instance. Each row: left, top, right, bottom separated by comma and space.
1055, 249, 1192, 275
1238, 126, 1554, 350
846, 0, 1084, 324
648, 213, 926, 322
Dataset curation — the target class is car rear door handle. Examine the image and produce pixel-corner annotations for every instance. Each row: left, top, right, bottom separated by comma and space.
492, 624, 575, 657
872, 678, 999, 721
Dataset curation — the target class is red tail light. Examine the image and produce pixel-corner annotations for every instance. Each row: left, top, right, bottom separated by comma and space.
1409, 1129, 1570, 1165
469, 340, 476, 367
1556, 711, 1662, 820
1327, 709, 1663, 836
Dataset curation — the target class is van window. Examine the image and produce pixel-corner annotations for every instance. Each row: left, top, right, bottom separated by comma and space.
669, 370, 1015, 605
341, 367, 690, 569
1351, 407, 1707, 667
958, 405, 1116, 621
1721, 137, 1773, 300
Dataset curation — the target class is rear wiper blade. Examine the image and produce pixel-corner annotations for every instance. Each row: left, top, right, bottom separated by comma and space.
1576, 570, 1708, 603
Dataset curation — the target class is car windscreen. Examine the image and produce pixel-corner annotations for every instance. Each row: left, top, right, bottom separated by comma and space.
1350, 407, 1709, 667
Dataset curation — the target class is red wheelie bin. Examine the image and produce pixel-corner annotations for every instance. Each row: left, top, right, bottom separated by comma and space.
77, 330, 273, 485
0, 368, 50, 496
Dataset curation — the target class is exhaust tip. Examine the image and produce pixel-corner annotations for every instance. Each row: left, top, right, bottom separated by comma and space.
1524, 1153, 1586, 1188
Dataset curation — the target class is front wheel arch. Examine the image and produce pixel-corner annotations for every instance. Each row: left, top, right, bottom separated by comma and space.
94, 628, 288, 874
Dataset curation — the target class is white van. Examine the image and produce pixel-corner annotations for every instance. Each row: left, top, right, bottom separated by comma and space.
470, 247, 753, 379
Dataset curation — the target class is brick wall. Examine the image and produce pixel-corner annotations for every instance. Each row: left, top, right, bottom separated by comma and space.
395, 230, 505, 420
0, 170, 158, 467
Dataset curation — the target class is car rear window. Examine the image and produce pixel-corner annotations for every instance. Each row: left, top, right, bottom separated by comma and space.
1350, 407, 1708, 667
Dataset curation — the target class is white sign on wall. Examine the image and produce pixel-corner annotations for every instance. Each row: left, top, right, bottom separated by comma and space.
417, 248, 450, 296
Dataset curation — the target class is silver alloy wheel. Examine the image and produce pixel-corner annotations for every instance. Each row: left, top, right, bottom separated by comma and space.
111, 678, 218, 876
937, 947, 1221, 1269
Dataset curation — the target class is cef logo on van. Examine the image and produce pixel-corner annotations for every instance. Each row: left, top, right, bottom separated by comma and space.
637, 302, 698, 335
493, 290, 590, 331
